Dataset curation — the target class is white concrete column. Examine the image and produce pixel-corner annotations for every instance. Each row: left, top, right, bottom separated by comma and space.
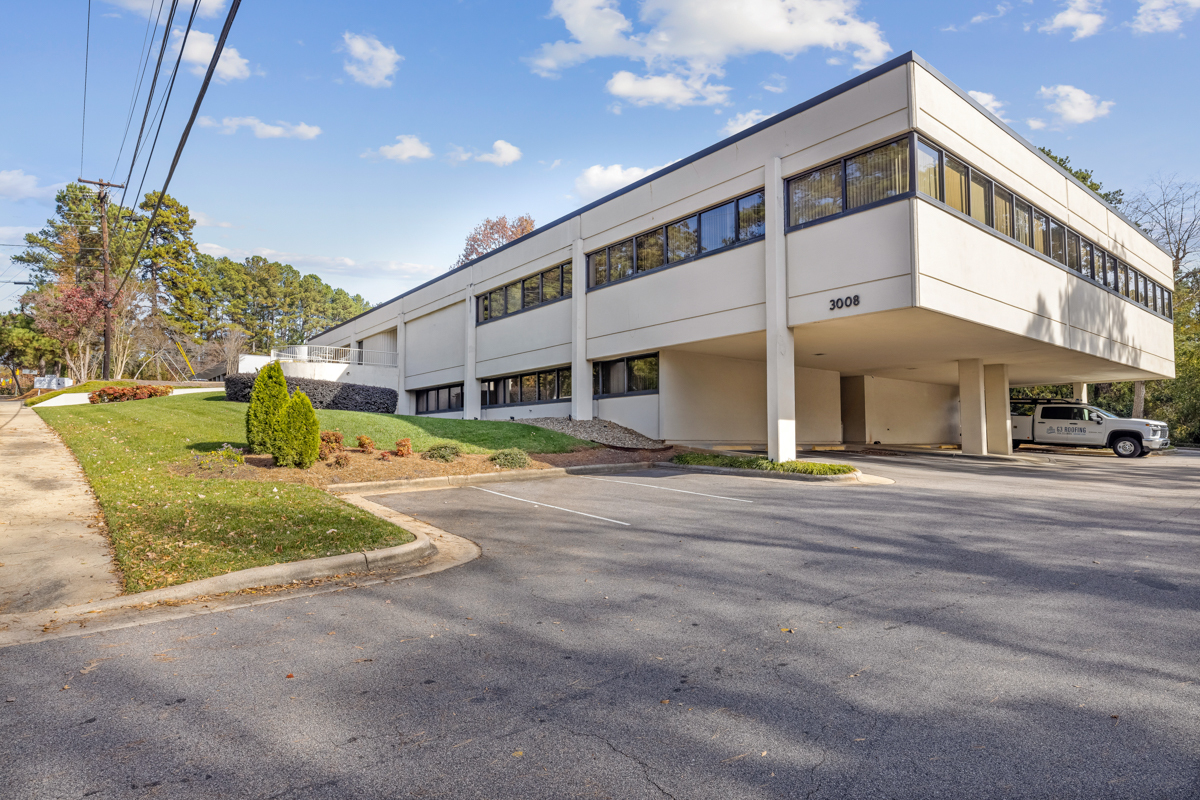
765, 156, 796, 462
463, 285, 481, 420
571, 236, 592, 421
1072, 382, 1088, 403
958, 358, 987, 455
984, 363, 1012, 455
394, 314, 410, 414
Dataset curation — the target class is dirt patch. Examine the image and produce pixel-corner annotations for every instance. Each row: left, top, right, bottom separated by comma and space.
173, 445, 688, 487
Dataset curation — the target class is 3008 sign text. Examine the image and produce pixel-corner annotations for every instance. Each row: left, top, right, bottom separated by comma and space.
829, 294, 860, 311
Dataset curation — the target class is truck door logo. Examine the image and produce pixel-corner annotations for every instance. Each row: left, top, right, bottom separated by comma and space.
1052, 425, 1087, 435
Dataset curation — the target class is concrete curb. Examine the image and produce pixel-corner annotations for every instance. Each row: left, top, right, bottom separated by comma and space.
326, 461, 655, 495
67, 530, 435, 613
653, 462, 867, 483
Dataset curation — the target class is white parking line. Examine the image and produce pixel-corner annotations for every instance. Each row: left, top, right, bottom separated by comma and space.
575, 475, 753, 503
469, 486, 631, 526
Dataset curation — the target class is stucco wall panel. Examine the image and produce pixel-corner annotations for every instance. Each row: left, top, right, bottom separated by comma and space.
787, 201, 912, 298
597, 393, 659, 440
865, 375, 959, 444
476, 299, 571, 366
659, 351, 766, 444
788, 274, 912, 326
405, 301, 465, 379
483, 401, 571, 421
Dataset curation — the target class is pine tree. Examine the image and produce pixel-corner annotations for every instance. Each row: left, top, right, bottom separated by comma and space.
246, 362, 289, 454
271, 390, 320, 468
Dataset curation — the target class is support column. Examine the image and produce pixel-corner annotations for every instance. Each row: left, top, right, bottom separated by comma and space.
571, 236, 592, 421
984, 363, 1012, 455
765, 156, 796, 462
1072, 381, 1088, 403
463, 285, 481, 420
394, 314, 410, 414
958, 358, 987, 455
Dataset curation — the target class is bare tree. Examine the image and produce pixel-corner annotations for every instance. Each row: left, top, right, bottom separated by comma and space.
1123, 175, 1200, 417
223, 327, 248, 375
451, 214, 535, 269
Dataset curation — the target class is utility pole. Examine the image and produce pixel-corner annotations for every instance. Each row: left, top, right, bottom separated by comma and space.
78, 177, 124, 380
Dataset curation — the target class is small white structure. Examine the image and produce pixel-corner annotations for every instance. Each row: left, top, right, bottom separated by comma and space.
34, 377, 74, 390
303, 52, 1175, 459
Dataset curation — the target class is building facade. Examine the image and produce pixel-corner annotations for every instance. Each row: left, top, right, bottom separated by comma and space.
297, 52, 1175, 459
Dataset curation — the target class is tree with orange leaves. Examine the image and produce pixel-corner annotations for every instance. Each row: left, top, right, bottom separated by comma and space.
452, 214, 535, 269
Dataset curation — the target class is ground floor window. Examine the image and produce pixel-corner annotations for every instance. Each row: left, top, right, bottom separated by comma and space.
593, 353, 658, 397
481, 367, 572, 407
415, 383, 463, 414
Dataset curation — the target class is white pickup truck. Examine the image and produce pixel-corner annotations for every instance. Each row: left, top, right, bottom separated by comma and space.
1011, 399, 1170, 458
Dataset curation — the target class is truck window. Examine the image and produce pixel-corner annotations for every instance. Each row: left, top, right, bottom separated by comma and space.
1010, 403, 1034, 417
1087, 406, 1115, 419
1041, 406, 1087, 421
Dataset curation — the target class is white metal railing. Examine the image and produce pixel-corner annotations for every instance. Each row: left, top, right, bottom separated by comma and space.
271, 345, 398, 368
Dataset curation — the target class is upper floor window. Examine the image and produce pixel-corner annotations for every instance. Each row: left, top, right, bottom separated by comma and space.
915, 135, 1173, 321
477, 262, 572, 323
788, 138, 910, 228
589, 191, 766, 288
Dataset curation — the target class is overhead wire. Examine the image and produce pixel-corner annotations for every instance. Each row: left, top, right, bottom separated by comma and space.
80, 0, 92, 177
111, 0, 165, 182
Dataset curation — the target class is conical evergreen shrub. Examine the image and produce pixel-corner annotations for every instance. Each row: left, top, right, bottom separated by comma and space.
271, 391, 321, 468
245, 362, 289, 454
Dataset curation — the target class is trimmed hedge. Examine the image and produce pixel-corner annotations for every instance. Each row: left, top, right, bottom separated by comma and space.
271, 391, 321, 469
89, 385, 173, 404
246, 363, 289, 455
225, 371, 398, 414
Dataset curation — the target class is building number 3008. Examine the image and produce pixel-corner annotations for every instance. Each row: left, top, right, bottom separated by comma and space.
829, 295, 860, 311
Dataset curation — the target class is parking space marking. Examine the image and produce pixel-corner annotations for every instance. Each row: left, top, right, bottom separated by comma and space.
469, 486, 631, 526
574, 475, 753, 503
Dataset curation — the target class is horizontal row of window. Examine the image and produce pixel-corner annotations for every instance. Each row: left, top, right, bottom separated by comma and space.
787, 138, 911, 227
916, 136, 1174, 319
593, 353, 659, 397
481, 368, 573, 407
415, 384, 463, 414
477, 262, 572, 323
588, 191, 766, 288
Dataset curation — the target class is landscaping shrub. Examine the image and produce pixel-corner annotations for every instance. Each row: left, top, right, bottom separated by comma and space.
225, 372, 397, 413
318, 431, 343, 462
671, 452, 856, 476
395, 438, 412, 457
88, 385, 173, 404
333, 452, 351, 468
489, 448, 531, 469
194, 443, 245, 471
245, 363, 289, 455
423, 442, 462, 463
379, 452, 392, 462
357, 435, 375, 453
270, 391, 321, 468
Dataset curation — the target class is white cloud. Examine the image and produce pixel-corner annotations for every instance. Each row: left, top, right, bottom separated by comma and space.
1130, 0, 1200, 32
198, 116, 321, 139
1039, 0, 1106, 39
197, 242, 440, 286
340, 32, 402, 88
1037, 84, 1114, 125
0, 169, 61, 202
103, 0, 225, 20
171, 28, 250, 82
529, 0, 892, 108
722, 109, 772, 135
368, 135, 434, 163
967, 90, 1010, 121
762, 73, 787, 93
475, 140, 523, 166
191, 211, 232, 228
1026, 118, 1047, 130
575, 162, 669, 201
943, 3, 1011, 31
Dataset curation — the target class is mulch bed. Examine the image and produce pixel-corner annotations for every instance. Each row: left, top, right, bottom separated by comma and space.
173, 445, 688, 488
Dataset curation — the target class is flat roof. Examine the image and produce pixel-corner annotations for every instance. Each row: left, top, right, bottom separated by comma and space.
315, 51, 1168, 339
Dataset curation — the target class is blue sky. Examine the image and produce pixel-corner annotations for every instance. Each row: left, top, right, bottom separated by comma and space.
3, 0, 1199, 312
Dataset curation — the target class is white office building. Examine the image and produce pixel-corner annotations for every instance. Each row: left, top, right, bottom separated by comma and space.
294, 52, 1175, 459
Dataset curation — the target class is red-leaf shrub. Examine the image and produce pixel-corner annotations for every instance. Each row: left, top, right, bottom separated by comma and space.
89, 385, 173, 404
356, 435, 375, 453
395, 438, 412, 457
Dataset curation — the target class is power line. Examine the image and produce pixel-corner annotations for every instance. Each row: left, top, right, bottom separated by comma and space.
111, 0, 165, 182
81, 0, 91, 177
118, 0, 180, 212
113, 0, 243, 303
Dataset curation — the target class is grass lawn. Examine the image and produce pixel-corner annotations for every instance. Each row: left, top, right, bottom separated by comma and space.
37, 393, 418, 593
316, 409, 596, 454
25, 380, 138, 406
672, 452, 857, 475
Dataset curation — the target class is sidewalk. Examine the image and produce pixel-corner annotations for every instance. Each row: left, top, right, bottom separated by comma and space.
0, 399, 120, 614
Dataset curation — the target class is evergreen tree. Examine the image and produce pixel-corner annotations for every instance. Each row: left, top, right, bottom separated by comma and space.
245, 362, 289, 454
271, 390, 320, 468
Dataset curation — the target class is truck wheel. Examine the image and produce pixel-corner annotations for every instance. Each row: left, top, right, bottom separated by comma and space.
1113, 437, 1142, 458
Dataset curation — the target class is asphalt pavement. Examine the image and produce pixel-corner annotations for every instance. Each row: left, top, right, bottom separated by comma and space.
2, 450, 1198, 799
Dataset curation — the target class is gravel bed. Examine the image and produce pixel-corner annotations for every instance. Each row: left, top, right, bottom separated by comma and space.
522, 417, 667, 449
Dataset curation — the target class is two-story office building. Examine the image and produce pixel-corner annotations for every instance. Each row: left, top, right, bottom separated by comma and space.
294, 52, 1175, 459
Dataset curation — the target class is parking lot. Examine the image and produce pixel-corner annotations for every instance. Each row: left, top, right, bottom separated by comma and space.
3, 451, 1198, 799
